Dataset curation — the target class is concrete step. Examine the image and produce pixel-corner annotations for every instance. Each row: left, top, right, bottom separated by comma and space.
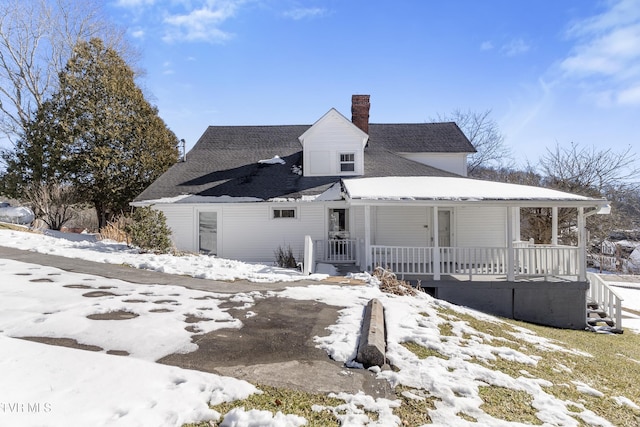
333, 263, 361, 276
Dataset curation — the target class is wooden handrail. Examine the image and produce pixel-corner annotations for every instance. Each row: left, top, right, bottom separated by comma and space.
587, 272, 623, 331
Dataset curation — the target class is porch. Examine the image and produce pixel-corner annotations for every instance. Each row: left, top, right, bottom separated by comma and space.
313, 239, 584, 282
370, 241, 582, 281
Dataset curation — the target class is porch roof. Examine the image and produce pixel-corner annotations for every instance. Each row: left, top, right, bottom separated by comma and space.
342, 176, 609, 208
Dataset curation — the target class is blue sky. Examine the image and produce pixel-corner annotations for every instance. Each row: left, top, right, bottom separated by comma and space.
106, 0, 640, 167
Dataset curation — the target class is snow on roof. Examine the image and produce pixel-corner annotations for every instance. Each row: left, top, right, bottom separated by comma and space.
258, 155, 286, 165
343, 177, 604, 203
314, 182, 343, 201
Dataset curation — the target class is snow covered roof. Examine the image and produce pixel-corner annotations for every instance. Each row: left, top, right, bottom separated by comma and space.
343, 177, 609, 207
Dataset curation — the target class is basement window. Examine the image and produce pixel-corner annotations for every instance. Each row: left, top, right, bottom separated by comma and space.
340, 153, 355, 172
272, 208, 297, 219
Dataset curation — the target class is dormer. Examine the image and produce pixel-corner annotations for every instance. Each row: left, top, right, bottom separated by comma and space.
298, 106, 369, 177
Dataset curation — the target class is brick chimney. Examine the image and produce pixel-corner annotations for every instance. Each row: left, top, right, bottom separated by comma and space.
351, 94, 370, 134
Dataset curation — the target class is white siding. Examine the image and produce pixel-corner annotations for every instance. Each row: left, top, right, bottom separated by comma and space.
221, 203, 326, 263
156, 202, 343, 263
367, 205, 506, 249
398, 152, 468, 176
456, 206, 506, 247
155, 202, 508, 265
373, 206, 431, 246
309, 151, 331, 175
154, 204, 196, 251
351, 205, 366, 241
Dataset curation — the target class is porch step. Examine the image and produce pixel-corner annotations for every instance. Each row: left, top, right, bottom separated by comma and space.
333, 263, 361, 276
587, 301, 600, 310
586, 298, 621, 331
587, 313, 615, 327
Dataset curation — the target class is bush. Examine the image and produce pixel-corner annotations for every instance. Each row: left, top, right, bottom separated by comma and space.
98, 215, 131, 244
274, 245, 297, 268
124, 206, 173, 254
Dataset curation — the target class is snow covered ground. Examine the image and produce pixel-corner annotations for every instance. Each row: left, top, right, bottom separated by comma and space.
0, 228, 332, 283
1, 228, 639, 426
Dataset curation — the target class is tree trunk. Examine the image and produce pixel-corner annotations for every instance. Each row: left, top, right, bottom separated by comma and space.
94, 201, 108, 230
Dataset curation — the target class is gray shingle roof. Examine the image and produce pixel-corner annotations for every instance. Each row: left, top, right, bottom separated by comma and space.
370, 122, 475, 153
134, 122, 474, 202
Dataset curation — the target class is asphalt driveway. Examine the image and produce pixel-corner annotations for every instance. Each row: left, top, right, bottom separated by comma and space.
0, 245, 393, 397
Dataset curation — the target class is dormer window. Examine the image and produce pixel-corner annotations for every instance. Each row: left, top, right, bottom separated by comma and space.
340, 153, 355, 172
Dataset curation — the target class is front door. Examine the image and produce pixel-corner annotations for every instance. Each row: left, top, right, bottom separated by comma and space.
328, 208, 351, 261
328, 208, 349, 239
438, 210, 451, 247
198, 211, 217, 255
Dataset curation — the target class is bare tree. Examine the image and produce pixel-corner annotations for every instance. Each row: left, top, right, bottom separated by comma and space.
434, 109, 512, 175
24, 181, 78, 230
537, 142, 640, 244
0, 0, 131, 145
539, 142, 640, 195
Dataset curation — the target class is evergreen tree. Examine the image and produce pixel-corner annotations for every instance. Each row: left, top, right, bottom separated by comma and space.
2, 38, 179, 227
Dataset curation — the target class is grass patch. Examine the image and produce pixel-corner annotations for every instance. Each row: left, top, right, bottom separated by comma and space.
438, 321, 454, 337
507, 320, 640, 426
428, 307, 640, 426
479, 386, 542, 425
184, 384, 344, 427
402, 341, 448, 360
395, 386, 437, 425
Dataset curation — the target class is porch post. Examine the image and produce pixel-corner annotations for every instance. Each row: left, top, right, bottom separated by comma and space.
552, 207, 558, 245
433, 206, 440, 280
507, 206, 515, 281
364, 205, 371, 271
578, 207, 587, 281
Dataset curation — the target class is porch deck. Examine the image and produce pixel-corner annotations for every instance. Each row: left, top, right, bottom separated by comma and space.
313, 239, 584, 281
369, 243, 583, 282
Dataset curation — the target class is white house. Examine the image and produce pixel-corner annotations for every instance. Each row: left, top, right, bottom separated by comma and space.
133, 95, 612, 329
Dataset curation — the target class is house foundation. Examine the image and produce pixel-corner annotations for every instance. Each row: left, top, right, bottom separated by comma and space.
408, 276, 589, 330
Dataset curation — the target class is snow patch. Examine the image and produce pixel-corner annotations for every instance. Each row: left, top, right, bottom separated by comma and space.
258, 155, 286, 165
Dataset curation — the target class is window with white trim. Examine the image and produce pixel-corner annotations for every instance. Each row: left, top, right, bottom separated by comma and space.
339, 153, 355, 172
272, 208, 296, 219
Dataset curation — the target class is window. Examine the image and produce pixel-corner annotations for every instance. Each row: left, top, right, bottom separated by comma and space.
340, 153, 355, 172
273, 208, 296, 219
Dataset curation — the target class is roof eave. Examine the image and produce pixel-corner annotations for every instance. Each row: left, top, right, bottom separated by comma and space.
345, 197, 610, 209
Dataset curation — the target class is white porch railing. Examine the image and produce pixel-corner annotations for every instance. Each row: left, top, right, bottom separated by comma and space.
515, 245, 580, 278
371, 246, 434, 274
370, 244, 582, 280
314, 239, 357, 263
440, 247, 508, 278
587, 272, 623, 330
